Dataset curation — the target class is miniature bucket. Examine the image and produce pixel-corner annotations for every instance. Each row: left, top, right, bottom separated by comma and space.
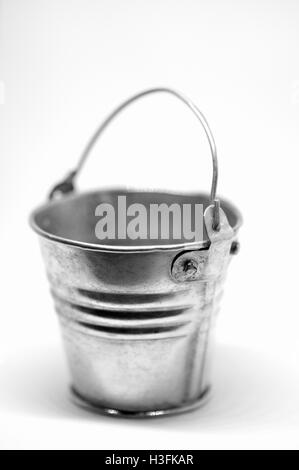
30, 88, 242, 418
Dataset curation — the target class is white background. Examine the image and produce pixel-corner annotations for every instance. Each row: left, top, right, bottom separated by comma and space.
1, 0, 299, 450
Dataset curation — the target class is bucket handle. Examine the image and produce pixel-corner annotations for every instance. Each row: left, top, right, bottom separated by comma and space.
49, 87, 220, 230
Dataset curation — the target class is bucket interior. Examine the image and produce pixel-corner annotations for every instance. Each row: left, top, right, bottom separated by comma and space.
31, 190, 241, 249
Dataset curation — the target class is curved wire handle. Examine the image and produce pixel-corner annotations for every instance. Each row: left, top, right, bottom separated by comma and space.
49, 87, 220, 230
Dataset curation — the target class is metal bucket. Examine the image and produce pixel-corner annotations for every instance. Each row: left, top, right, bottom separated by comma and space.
30, 88, 242, 418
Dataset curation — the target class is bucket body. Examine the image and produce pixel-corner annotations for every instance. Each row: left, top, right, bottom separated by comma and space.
31, 189, 241, 417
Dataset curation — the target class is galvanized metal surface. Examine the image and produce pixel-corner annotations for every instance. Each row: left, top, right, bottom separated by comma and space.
32, 194, 240, 417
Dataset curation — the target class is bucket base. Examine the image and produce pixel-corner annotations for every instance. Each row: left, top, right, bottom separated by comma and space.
70, 386, 211, 419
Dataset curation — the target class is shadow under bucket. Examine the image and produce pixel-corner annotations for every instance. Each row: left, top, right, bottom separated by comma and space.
30, 88, 242, 418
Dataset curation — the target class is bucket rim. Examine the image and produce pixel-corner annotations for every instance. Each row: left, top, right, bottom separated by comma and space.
30, 188, 242, 253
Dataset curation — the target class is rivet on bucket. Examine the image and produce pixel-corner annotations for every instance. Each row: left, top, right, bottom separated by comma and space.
30, 88, 242, 418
